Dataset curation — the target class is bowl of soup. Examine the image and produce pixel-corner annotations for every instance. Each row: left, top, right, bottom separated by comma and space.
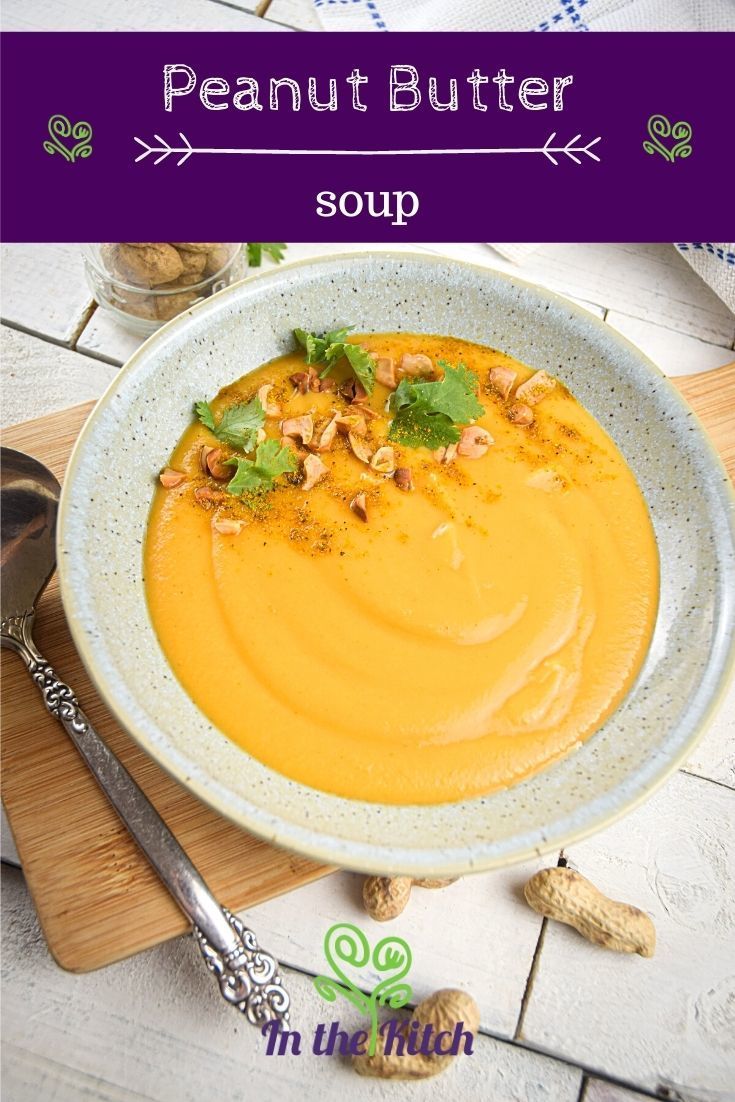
57, 252, 735, 875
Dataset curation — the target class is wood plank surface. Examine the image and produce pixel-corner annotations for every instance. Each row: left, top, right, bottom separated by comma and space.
606, 310, 735, 378
0, 244, 93, 346
1, 326, 117, 427
521, 772, 735, 1096
1, 362, 732, 975
1, 0, 270, 30
0, 402, 331, 974
1, 864, 584, 1102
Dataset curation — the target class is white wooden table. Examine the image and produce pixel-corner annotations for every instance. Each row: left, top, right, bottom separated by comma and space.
1, 241, 734, 1102
1, 0, 320, 32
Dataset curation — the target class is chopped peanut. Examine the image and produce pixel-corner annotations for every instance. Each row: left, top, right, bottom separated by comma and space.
308, 367, 322, 392
336, 413, 367, 437
457, 426, 493, 459
516, 370, 556, 406
399, 353, 434, 378
289, 371, 310, 394
433, 443, 458, 464
340, 378, 368, 404
507, 402, 534, 426
200, 446, 230, 480
212, 516, 244, 535
350, 492, 369, 522
302, 453, 329, 491
348, 433, 373, 464
159, 468, 186, 489
256, 428, 267, 444
375, 357, 397, 389
257, 384, 281, 418
289, 367, 321, 394
488, 366, 517, 400
394, 467, 414, 492
279, 436, 303, 459
281, 414, 314, 446
195, 485, 226, 504
370, 446, 396, 474
314, 412, 340, 452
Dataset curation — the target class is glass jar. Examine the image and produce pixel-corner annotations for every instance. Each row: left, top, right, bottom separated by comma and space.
82, 243, 246, 336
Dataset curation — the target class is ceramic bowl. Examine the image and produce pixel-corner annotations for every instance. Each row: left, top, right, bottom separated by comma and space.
57, 252, 735, 876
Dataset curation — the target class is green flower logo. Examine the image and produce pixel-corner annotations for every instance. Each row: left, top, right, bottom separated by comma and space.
43, 115, 93, 163
313, 923, 413, 1056
643, 114, 692, 163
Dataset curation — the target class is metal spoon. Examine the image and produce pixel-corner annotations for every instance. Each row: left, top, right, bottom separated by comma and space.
0, 447, 290, 1027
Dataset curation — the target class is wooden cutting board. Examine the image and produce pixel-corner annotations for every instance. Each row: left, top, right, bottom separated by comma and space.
2, 366, 733, 973
1, 401, 333, 973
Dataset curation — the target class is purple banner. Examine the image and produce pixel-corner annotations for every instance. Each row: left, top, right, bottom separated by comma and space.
1, 31, 732, 241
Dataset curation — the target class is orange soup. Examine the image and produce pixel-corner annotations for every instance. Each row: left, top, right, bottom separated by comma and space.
145, 332, 658, 804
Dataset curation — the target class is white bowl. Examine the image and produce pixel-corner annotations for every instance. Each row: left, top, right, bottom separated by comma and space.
57, 252, 735, 876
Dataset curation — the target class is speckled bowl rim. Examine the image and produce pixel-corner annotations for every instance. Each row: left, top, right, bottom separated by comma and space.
57, 251, 735, 876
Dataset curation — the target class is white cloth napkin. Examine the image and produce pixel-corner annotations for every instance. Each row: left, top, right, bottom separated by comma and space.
311, 0, 735, 33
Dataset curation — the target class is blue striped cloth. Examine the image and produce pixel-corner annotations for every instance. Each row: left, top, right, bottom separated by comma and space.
311, 0, 735, 33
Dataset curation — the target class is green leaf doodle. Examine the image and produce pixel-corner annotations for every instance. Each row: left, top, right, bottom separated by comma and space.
312, 923, 413, 1056
642, 115, 692, 163
43, 115, 93, 163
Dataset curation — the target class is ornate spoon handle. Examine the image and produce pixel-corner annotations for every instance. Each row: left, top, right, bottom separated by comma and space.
2, 611, 290, 1027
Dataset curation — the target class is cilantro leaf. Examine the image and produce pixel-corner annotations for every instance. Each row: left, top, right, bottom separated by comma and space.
324, 326, 354, 346
294, 328, 329, 365
216, 400, 265, 450
293, 326, 375, 394
262, 243, 287, 263
342, 344, 377, 395
388, 362, 483, 449
389, 407, 461, 450
225, 439, 297, 496
194, 399, 216, 432
195, 396, 265, 452
247, 243, 287, 267
390, 362, 483, 422
294, 326, 353, 366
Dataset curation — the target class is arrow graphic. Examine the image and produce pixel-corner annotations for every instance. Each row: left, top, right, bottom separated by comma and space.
133, 132, 602, 166
134, 132, 194, 166
540, 132, 601, 166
